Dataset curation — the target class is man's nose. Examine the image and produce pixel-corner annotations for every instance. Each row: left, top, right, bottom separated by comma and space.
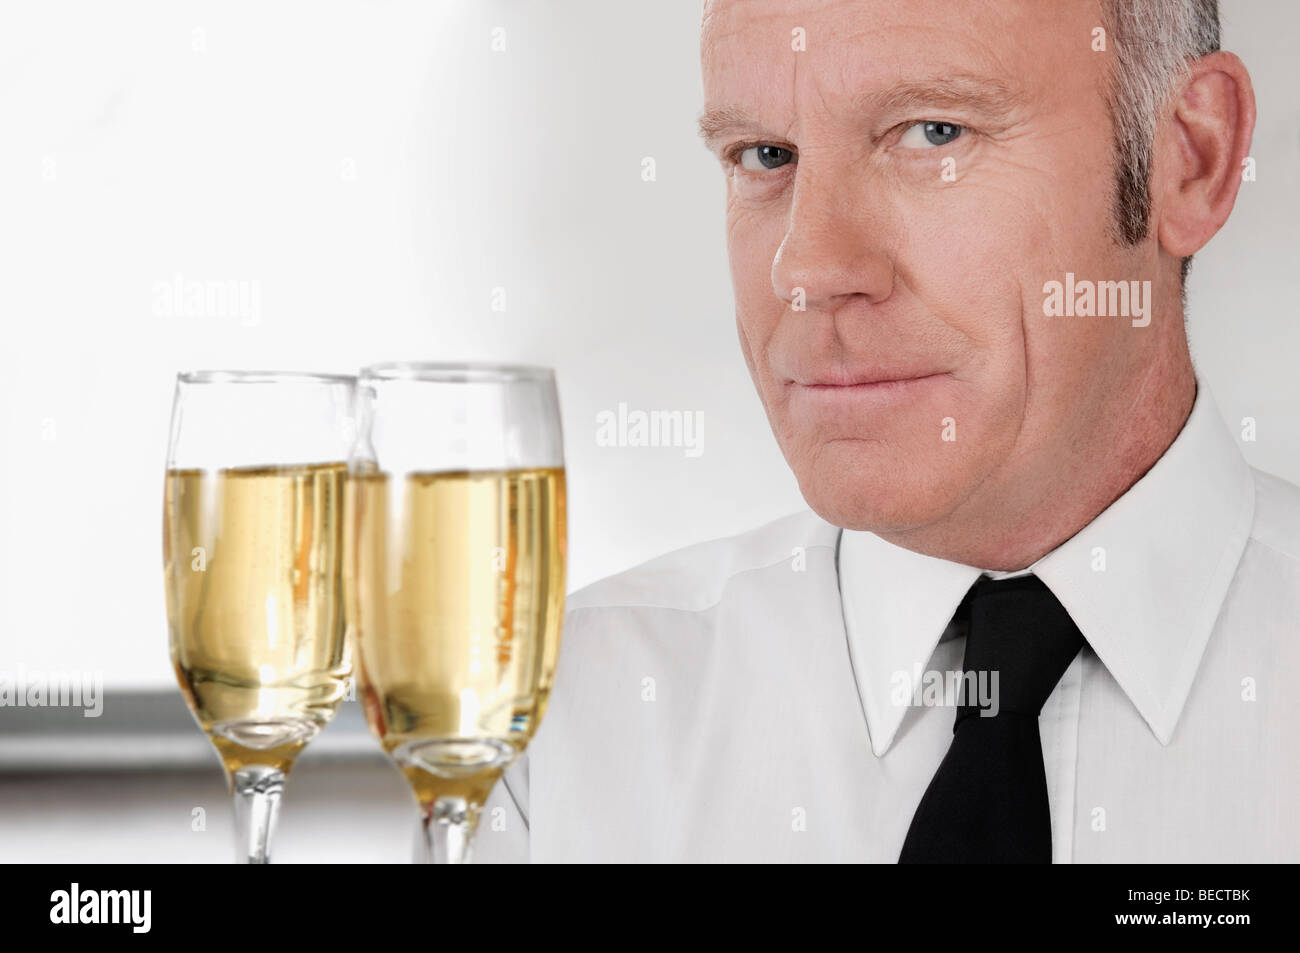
770, 166, 895, 312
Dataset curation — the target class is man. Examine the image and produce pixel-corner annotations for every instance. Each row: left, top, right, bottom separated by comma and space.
477, 0, 1299, 862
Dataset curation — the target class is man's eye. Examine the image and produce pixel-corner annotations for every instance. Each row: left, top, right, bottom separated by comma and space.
738, 145, 795, 171
898, 121, 964, 148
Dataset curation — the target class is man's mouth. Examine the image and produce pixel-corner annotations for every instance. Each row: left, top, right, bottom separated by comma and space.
788, 370, 950, 391
781, 370, 953, 416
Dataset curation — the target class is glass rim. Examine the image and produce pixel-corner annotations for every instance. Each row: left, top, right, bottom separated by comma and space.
360, 361, 555, 383
177, 370, 357, 385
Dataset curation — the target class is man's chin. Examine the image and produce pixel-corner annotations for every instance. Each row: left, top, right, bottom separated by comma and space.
792, 443, 973, 535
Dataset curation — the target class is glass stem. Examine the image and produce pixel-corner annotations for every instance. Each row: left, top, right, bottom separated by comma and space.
415, 796, 478, 864
232, 765, 285, 864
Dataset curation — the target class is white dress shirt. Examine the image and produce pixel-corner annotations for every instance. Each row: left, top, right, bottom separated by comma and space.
474, 379, 1300, 862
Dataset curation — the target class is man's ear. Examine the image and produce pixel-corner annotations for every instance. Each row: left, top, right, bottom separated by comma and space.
1154, 50, 1256, 259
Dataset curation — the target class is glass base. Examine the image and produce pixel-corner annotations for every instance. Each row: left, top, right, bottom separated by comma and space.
213, 717, 319, 750
393, 737, 514, 778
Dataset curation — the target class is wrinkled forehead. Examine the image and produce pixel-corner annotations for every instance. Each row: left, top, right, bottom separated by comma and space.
700, 0, 1103, 111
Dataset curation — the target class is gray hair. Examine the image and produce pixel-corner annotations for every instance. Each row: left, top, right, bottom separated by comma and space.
1102, 0, 1220, 280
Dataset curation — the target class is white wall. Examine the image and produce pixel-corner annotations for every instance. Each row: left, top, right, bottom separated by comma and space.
1, 0, 1296, 692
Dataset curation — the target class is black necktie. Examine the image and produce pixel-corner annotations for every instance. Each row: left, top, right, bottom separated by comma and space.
898, 574, 1085, 863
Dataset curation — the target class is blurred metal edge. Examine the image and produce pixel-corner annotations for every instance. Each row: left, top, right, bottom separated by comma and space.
0, 690, 384, 773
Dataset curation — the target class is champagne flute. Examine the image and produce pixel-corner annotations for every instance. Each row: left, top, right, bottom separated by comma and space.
163, 370, 355, 863
346, 362, 566, 864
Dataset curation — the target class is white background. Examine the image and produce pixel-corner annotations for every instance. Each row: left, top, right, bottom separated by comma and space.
1, 0, 1297, 692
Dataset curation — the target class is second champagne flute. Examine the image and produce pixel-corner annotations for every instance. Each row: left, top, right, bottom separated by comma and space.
163, 371, 355, 863
347, 362, 567, 863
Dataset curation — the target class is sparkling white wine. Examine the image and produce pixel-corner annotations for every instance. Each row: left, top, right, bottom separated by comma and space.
164, 463, 350, 775
347, 467, 566, 807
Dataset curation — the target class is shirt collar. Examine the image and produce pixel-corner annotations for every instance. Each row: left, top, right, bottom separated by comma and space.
837, 377, 1256, 756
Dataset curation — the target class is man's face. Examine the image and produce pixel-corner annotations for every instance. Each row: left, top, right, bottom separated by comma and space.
701, 0, 1159, 536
